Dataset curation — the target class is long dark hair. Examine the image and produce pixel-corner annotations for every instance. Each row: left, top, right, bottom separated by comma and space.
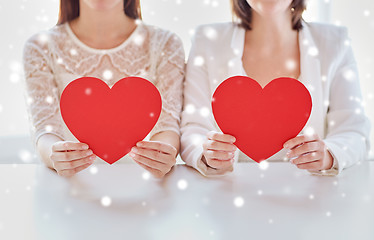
57, 0, 142, 25
231, 0, 306, 30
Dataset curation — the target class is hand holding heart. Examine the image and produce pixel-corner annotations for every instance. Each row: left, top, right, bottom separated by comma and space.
202, 131, 237, 170
284, 133, 334, 171
129, 141, 177, 178
50, 141, 96, 177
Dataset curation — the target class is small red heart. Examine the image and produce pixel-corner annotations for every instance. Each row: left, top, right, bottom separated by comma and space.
60, 77, 161, 164
212, 76, 312, 163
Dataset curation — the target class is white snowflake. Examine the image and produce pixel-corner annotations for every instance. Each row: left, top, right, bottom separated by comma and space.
70, 48, 78, 56
304, 127, 315, 136
364, 10, 370, 17
326, 211, 331, 217
85, 88, 92, 95
308, 47, 319, 56
103, 69, 113, 80
309, 194, 315, 200
9, 73, 20, 83
199, 107, 210, 117
18, 149, 32, 163
258, 160, 269, 170
101, 196, 112, 207
37, 33, 49, 43
227, 60, 235, 68
142, 171, 151, 180
45, 125, 53, 132
190, 134, 204, 146
343, 69, 355, 81
233, 196, 244, 207
89, 165, 98, 175
188, 28, 195, 36
185, 104, 196, 114
193, 56, 205, 66
177, 179, 188, 190
133, 34, 145, 46
257, 190, 263, 195
203, 27, 218, 40
0, 104, 3, 113
45, 96, 53, 104
285, 59, 296, 70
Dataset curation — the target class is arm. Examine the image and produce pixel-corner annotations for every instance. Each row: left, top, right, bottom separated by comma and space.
129, 32, 185, 178
23, 35, 95, 177
180, 27, 236, 176
284, 28, 371, 175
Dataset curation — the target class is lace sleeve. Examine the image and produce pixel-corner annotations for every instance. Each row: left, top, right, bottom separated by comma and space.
23, 35, 65, 146
150, 33, 185, 137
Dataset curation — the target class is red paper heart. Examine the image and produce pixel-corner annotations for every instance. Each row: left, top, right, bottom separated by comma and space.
212, 76, 312, 163
60, 77, 161, 164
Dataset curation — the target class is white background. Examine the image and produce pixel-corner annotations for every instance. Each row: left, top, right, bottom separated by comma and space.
0, 0, 373, 162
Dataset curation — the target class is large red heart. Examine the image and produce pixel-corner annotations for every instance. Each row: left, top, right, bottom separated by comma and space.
60, 77, 162, 164
212, 76, 312, 163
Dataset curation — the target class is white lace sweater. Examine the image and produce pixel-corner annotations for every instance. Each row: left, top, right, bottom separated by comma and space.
23, 22, 185, 163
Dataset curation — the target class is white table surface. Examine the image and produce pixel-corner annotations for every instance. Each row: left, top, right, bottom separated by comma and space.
0, 161, 373, 240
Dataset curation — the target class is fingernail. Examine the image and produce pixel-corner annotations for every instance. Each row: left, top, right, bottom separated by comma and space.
132, 147, 138, 153
136, 142, 143, 147
82, 145, 89, 150
90, 155, 96, 160
232, 137, 236, 143
129, 152, 136, 157
88, 150, 93, 155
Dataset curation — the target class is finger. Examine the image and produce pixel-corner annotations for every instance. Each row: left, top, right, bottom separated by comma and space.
287, 141, 321, 158
136, 141, 176, 155
57, 162, 93, 177
204, 140, 236, 152
53, 155, 96, 171
283, 134, 319, 150
292, 152, 322, 165
130, 153, 167, 171
51, 149, 93, 161
296, 160, 323, 171
205, 150, 234, 161
52, 141, 89, 152
207, 131, 236, 143
134, 160, 164, 178
206, 158, 234, 169
131, 147, 174, 165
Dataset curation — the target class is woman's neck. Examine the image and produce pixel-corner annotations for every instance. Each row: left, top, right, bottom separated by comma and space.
246, 10, 297, 53
69, 1, 137, 49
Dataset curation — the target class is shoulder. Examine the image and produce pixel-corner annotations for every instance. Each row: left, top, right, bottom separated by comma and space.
305, 22, 348, 41
142, 23, 183, 49
302, 22, 351, 64
193, 22, 237, 42
24, 24, 67, 53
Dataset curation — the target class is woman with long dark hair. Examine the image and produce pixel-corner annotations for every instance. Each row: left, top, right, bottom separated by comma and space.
181, 0, 370, 176
23, 0, 184, 178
